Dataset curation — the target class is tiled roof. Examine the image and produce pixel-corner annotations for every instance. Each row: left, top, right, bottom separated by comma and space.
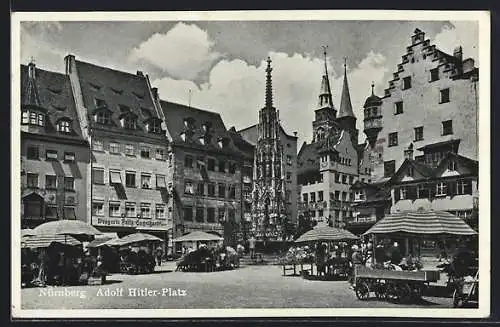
227, 127, 255, 159
74, 60, 164, 139
160, 100, 247, 158
416, 139, 460, 151
297, 142, 320, 175
20, 64, 85, 142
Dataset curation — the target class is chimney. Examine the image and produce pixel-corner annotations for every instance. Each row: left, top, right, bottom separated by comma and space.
136, 70, 144, 77
64, 54, 76, 75
462, 58, 475, 74
404, 143, 414, 160
293, 131, 298, 137
453, 46, 463, 62
28, 60, 36, 79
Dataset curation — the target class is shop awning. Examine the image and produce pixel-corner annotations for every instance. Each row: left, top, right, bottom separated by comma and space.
363, 210, 477, 236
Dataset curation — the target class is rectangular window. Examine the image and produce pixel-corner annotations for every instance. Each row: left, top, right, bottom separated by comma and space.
436, 182, 447, 196
394, 101, 404, 115
286, 172, 292, 181
141, 174, 151, 189
22, 110, 29, 124
38, 114, 45, 127
430, 68, 439, 82
45, 175, 57, 189
342, 175, 347, 184
310, 192, 316, 203
229, 162, 236, 174
63, 206, 76, 219
400, 187, 408, 200
141, 203, 151, 218
228, 185, 236, 199
417, 184, 427, 198
64, 152, 75, 162
456, 180, 472, 195
93, 140, 104, 151
197, 182, 205, 195
207, 158, 215, 171
155, 204, 165, 219
408, 166, 414, 177
27, 146, 39, 160
286, 155, 292, 166
92, 168, 105, 184
27, 173, 38, 188
414, 126, 424, 141
125, 145, 135, 156
156, 174, 167, 189
384, 160, 396, 177
335, 173, 341, 183
184, 206, 193, 221
318, 191, 324, 202
228, 209, 235, 221
218, 160, 227, 173
64, 177, 74, 191
208, 183, 216, 197
403, 76, 411, 90
109, 170, 122, 185
448, 160, 457, 171
125, 172, 136, 188
354, 190, 364, 201
29, 112, 37, 125
207, 207, 215, 223
140, 146, 150, 159
219, 184, 226, 198
184, 180, 194, 194
44, 205, 57, 218
155, 148, 165, 160
218, 208, 226, 222
349, 176, 354, 185
318, 209, 323, 217
335, 191, 340, 200
92, 202, 104, 216
388, 132, 398, 147
342, 192, 347, 201
440, 88, 450, 104
184, 155, 193, 168
109, 202, 121, 217
109, 142, 120, 154
125, 202, 136, 217
46, 150, 58, 160
302, 193, 308, 203
195, 207, 204, 223
442, 120, 453, 135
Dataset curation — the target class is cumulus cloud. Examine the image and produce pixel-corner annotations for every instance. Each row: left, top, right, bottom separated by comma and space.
129, 22, 222, 80
153, 50, 389, 145
434, 21, 479, 63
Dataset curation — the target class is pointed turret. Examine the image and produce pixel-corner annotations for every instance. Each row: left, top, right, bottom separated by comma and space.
337, 57, 358, 144
363, 82, 383, 148
265, 56, 273, 109
338, 58, 355, 119
318, 47, 334, 109
25, 58, 41, 107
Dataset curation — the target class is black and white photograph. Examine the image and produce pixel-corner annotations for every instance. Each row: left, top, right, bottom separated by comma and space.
11, 10, 490, 319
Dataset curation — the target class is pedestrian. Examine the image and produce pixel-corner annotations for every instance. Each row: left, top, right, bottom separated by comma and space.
350, 245, 363, 287
155, 246, 163, 266
248, 234, 256, 260
390, 242, 402, 265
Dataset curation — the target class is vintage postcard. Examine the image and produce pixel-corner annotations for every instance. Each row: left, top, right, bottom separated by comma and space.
11, 10, 490, 319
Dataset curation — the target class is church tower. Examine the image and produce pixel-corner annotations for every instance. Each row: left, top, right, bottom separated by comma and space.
337, 58, 359, 145
251, 57, 287, 242
312, 47, 340, 143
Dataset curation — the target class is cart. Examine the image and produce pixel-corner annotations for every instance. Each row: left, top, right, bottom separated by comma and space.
452, 270, 478, 308
354, 265, 440, 303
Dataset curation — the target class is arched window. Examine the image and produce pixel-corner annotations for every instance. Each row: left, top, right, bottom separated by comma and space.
316, 128, 325, 141
56, 119, 71, 133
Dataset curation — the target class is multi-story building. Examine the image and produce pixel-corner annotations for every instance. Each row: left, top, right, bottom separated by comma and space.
20, 61, 90, 229
64, 55, 172, 250
366, 28, 479, 181
352, 28, 480, 234
237, 58, 298, 242
297, 52, 370, 229
159, 100, 249, 247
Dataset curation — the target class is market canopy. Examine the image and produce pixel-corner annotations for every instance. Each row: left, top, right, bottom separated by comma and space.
21, 229, 36, 237
173, 231, 223, 242
21, 234, 81, 248
33, 220, 102, 237
363, 210, 477, 236
105, 232, 163, 247
295, 226, 359, 243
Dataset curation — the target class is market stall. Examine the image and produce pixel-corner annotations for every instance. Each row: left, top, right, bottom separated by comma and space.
354, 209, 478, 304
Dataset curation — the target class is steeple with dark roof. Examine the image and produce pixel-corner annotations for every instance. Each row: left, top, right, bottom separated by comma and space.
25, 59, 41, 107
336, 57, 358, 144
318, 47, 334, 109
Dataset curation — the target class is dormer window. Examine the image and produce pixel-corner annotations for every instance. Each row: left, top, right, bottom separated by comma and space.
95, 110, 112, 125
180, 132, 186, 142
121, 115, 137, 130
118, 104, 130, 113
218, 137, 229, 149
202, 122, 212, 133
22, 110, 45, 126
199, 134, 212, 145
448, 160, 457, 171
146, 118, 162, 134
56, 119, 71, 133
184, 117, 195, 129
141, 108, 152, 118
94, 98, 107, 108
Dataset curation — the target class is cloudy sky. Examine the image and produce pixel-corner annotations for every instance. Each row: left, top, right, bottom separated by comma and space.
19, 19, 478, 145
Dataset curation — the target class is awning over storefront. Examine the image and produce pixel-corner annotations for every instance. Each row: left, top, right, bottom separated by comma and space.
363, 210, 477, 236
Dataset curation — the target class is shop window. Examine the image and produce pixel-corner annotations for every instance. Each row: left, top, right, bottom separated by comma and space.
92, 202, 104, 216
92, 168, 105, 185
109, 202, 121, 217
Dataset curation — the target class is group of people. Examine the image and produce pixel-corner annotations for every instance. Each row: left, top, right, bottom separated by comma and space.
176, 243, 241, 272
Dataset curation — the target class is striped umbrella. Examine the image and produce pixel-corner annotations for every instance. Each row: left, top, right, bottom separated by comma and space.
105, 232, 163, 247
21, 229, 36, 237
363, 210, 477, 236
173, 231, 223, 242
295, 226, 359, 243
21, 234, 81, 249
33, 220, 102, 237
